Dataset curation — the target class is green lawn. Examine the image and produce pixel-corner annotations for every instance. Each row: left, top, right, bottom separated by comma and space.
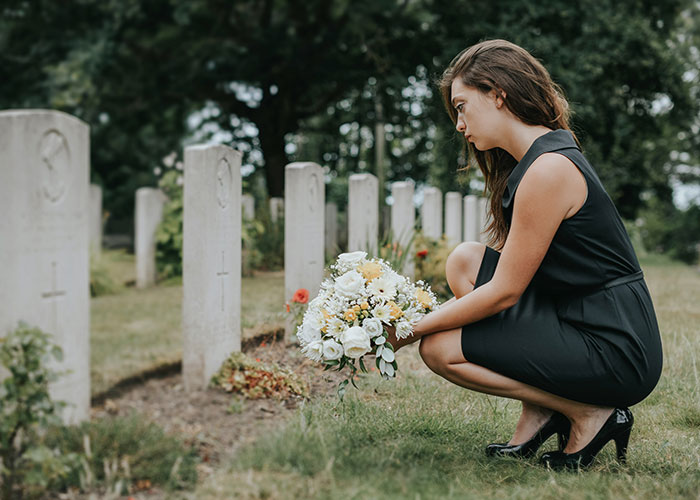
90, 250, 285, 395
191, 259, 700, 499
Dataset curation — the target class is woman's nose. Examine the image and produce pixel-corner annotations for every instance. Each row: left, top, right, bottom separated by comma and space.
456, 118, 466, 133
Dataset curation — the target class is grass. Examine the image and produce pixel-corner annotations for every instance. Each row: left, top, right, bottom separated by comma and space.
90, 250, 285, 395
190, 260, 700, 499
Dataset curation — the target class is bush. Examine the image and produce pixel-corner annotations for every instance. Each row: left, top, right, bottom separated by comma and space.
0, 323, 75, 500
637, 198, 700, 265
413, 232, 453, 303
243, 201, 285, 275
155, 165, 184, 281
89, 251, 119, 297
45, 414, 199, 495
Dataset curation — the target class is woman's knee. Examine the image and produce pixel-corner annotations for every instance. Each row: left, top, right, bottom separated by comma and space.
418, 334, 443, 373
446, 242, 486, 297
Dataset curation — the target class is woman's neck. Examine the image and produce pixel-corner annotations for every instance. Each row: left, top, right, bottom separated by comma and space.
498, 122, 555, 162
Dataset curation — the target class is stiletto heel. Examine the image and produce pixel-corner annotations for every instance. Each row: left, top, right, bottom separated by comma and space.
539, 408, 634, 471
485, 412, 570, 459
614, 427, 632, 463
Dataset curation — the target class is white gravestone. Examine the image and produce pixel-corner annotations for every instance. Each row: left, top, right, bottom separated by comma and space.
421, 186, 442, 240
391, 181, 415, 278
478, 197, 490, 244
444, 191, 462, 249
325, 202, 338, 258
270, 197, 284, 222
348, 173, 379, 254
89, 184, 103, 255
242, 193, 255, 220
182, 145, 242, 391
285, 163, 325, 340
0, 109, 90, 424
463, 194, 479, 242
135, 187, 166, 288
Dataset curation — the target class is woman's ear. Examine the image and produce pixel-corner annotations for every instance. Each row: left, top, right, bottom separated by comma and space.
494, 89, 507, 109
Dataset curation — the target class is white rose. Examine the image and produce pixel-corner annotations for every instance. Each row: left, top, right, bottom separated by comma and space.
301, 339, 324, 362
322, 339, 343, 360
335, 270, 365, 299
362, 318, 384, 338
297, 324, 321, 345
340, 326, 371, 359
367, 276, 397, 300
337, 251, 367, 268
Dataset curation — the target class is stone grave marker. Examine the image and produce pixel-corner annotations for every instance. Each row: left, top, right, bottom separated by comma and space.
182, 144, 242, 390
0, 109, 90, 423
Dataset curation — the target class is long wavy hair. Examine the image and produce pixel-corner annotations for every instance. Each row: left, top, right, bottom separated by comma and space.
439, 39, 578, 250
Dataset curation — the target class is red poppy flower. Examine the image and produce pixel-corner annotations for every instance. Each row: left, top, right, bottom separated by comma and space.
416, 249, 429, 258
292, 288, 309, 303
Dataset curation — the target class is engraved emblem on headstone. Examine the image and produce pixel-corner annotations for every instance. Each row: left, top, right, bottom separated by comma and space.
39, 130, 70, 203
41, 261, 66, 334
216, 158, 232, 209
216, 251, 229, 312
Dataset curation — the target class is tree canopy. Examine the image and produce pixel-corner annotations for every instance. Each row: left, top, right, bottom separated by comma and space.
1, 0, 697, 227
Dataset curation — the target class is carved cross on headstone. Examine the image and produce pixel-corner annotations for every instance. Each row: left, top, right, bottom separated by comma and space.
216, 251, 229, 312
41, 261, 66, 334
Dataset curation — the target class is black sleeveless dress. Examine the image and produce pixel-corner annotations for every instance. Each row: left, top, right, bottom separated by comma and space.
460, 129, 663, 407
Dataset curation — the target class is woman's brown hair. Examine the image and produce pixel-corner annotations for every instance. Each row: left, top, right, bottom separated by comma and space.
439, 39, 578, 250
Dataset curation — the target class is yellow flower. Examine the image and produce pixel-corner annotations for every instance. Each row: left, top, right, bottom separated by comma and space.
344, 309, 357, 322
387, 300, 403, 320
321, 309, 331, 320
416, 289, 433, 309
357, 261, 383, 282
360, 301, 369, 310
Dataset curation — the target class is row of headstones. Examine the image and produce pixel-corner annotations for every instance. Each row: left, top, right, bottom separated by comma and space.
0, 110, 489, 425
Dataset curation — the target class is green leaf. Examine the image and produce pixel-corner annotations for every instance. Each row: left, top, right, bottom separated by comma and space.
337, 379, 349, 401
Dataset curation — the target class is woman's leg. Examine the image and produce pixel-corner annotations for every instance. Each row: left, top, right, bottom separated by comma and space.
388, 242, 614, 452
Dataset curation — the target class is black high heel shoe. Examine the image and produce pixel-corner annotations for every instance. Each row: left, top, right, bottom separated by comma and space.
485, 411, 570, 459
539, 407, 633, 470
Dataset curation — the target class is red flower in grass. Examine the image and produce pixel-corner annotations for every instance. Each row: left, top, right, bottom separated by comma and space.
416, 249, 429, 258
292, 288, 309, 304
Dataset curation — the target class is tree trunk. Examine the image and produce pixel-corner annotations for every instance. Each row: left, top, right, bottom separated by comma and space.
256, 107, 290, 199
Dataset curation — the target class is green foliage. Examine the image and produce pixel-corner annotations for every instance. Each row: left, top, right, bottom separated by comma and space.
155, 157, 184, 281
45, 414, 199, 494
413, 232, 453, 303
0, 323, 74, 499
242, 202, 285, 275
89, 252, 119, 297
367, 228, 417, 273
211, 352, 309, 400
637, 199, 700, 265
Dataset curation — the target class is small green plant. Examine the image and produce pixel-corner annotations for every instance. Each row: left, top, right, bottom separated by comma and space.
211, 352, 309, 399
413, 232, 453, 303
0, 322, 75, 500
243, 200, 285, 274
45, 414, 199, 495
155, 156, 184, 280
369, 228, 417, 272
89, 251, 119, 297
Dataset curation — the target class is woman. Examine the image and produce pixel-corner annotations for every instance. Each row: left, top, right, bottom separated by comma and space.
387, 39, 663, 470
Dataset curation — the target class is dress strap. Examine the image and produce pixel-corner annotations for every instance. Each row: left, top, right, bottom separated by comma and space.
502, 129, 580, 209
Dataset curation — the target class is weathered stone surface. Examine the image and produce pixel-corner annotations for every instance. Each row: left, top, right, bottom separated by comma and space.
325, 202, 338, 257
182, 144, 242, 391
242, 193, 255, 220
444, 191, 462, 248
284, 163, 325, 339
421, 187, 442, 240
348, 173, 378, 254
463, 194, 479, 242
391, 181, 415, 277
89, 184, 103, 254
135, 187, 166, 288
0, 109, 90, 423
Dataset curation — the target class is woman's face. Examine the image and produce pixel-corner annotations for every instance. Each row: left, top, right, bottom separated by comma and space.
450, 78, 503, 151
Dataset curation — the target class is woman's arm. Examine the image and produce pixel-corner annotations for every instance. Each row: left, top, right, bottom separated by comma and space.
414, 153, 586, 336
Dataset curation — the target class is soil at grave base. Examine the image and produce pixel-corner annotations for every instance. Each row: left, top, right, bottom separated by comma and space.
88, 333, 349, 497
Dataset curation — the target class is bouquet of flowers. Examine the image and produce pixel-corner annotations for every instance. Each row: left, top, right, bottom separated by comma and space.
297, 251, 439, 399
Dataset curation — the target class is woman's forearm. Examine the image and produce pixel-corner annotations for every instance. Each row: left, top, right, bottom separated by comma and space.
414, 282, 513, 336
